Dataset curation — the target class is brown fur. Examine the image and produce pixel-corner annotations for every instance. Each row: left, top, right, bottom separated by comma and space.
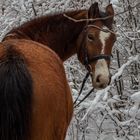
1, 9, 88, 140
0, 3, 116, 140
3, 10, 87, 61
0, 39, 73, 140
3, 6, 115, 64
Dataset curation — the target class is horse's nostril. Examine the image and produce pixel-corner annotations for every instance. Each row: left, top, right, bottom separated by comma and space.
96, 75, 101, 83
99, 84, 105, 89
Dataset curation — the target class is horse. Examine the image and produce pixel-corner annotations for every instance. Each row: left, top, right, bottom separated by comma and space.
1, 2, 116, 140
3, 2, 116, 89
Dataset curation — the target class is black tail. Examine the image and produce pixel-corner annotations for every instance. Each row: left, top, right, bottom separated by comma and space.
0, 45, 33, 140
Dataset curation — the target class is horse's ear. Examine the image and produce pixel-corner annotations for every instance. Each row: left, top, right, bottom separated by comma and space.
106, 4, 114, 24
88, 2, 99, 18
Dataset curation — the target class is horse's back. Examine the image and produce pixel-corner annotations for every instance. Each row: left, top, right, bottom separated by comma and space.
0, 39, 73, 140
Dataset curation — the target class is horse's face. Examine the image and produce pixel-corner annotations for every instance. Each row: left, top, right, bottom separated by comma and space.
77, 3, 116, 89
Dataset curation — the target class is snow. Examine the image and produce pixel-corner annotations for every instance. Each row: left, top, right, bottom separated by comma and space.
0, 0, 140, 139
131, 91, 140, 103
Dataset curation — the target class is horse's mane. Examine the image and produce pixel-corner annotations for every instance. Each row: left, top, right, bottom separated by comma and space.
8, 9, 87, 37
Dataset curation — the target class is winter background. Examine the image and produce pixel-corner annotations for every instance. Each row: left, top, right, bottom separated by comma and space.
0, 0, 140, 140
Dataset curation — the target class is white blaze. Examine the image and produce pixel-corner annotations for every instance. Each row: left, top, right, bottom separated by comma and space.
93, 26, 111, 88
94, 59, 110, 87
99, 26, 111, 54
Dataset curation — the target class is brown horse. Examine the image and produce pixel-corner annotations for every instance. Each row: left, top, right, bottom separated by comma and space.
1, 2, 116, 140
3, 2, 116, 89
0, 39, 72, 140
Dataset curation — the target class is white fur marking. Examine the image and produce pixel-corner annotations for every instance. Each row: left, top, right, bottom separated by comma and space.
99, 26, 111, 54
94, 59, 109, 86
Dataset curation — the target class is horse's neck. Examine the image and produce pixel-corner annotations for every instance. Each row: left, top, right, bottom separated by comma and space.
6, 10, 87, 61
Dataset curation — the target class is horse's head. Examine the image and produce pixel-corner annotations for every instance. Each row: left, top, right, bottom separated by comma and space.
77, 2, 116, 89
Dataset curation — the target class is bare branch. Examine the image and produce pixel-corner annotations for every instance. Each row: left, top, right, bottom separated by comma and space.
63, 2, 140, 24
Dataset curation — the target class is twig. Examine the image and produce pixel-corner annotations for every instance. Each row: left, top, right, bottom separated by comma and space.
63, 2, 139, 34
63, 2, 140, 23
82, 55, 139, 120
32, 3, 37, 16
63, 13, 114, 23
64, 14, 116, 34
2, 7, 5, 15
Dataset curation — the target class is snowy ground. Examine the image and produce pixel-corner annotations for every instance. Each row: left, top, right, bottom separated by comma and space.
0, 0, 140, 140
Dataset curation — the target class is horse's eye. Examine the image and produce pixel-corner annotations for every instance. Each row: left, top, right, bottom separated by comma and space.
87, 34, 94, 41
